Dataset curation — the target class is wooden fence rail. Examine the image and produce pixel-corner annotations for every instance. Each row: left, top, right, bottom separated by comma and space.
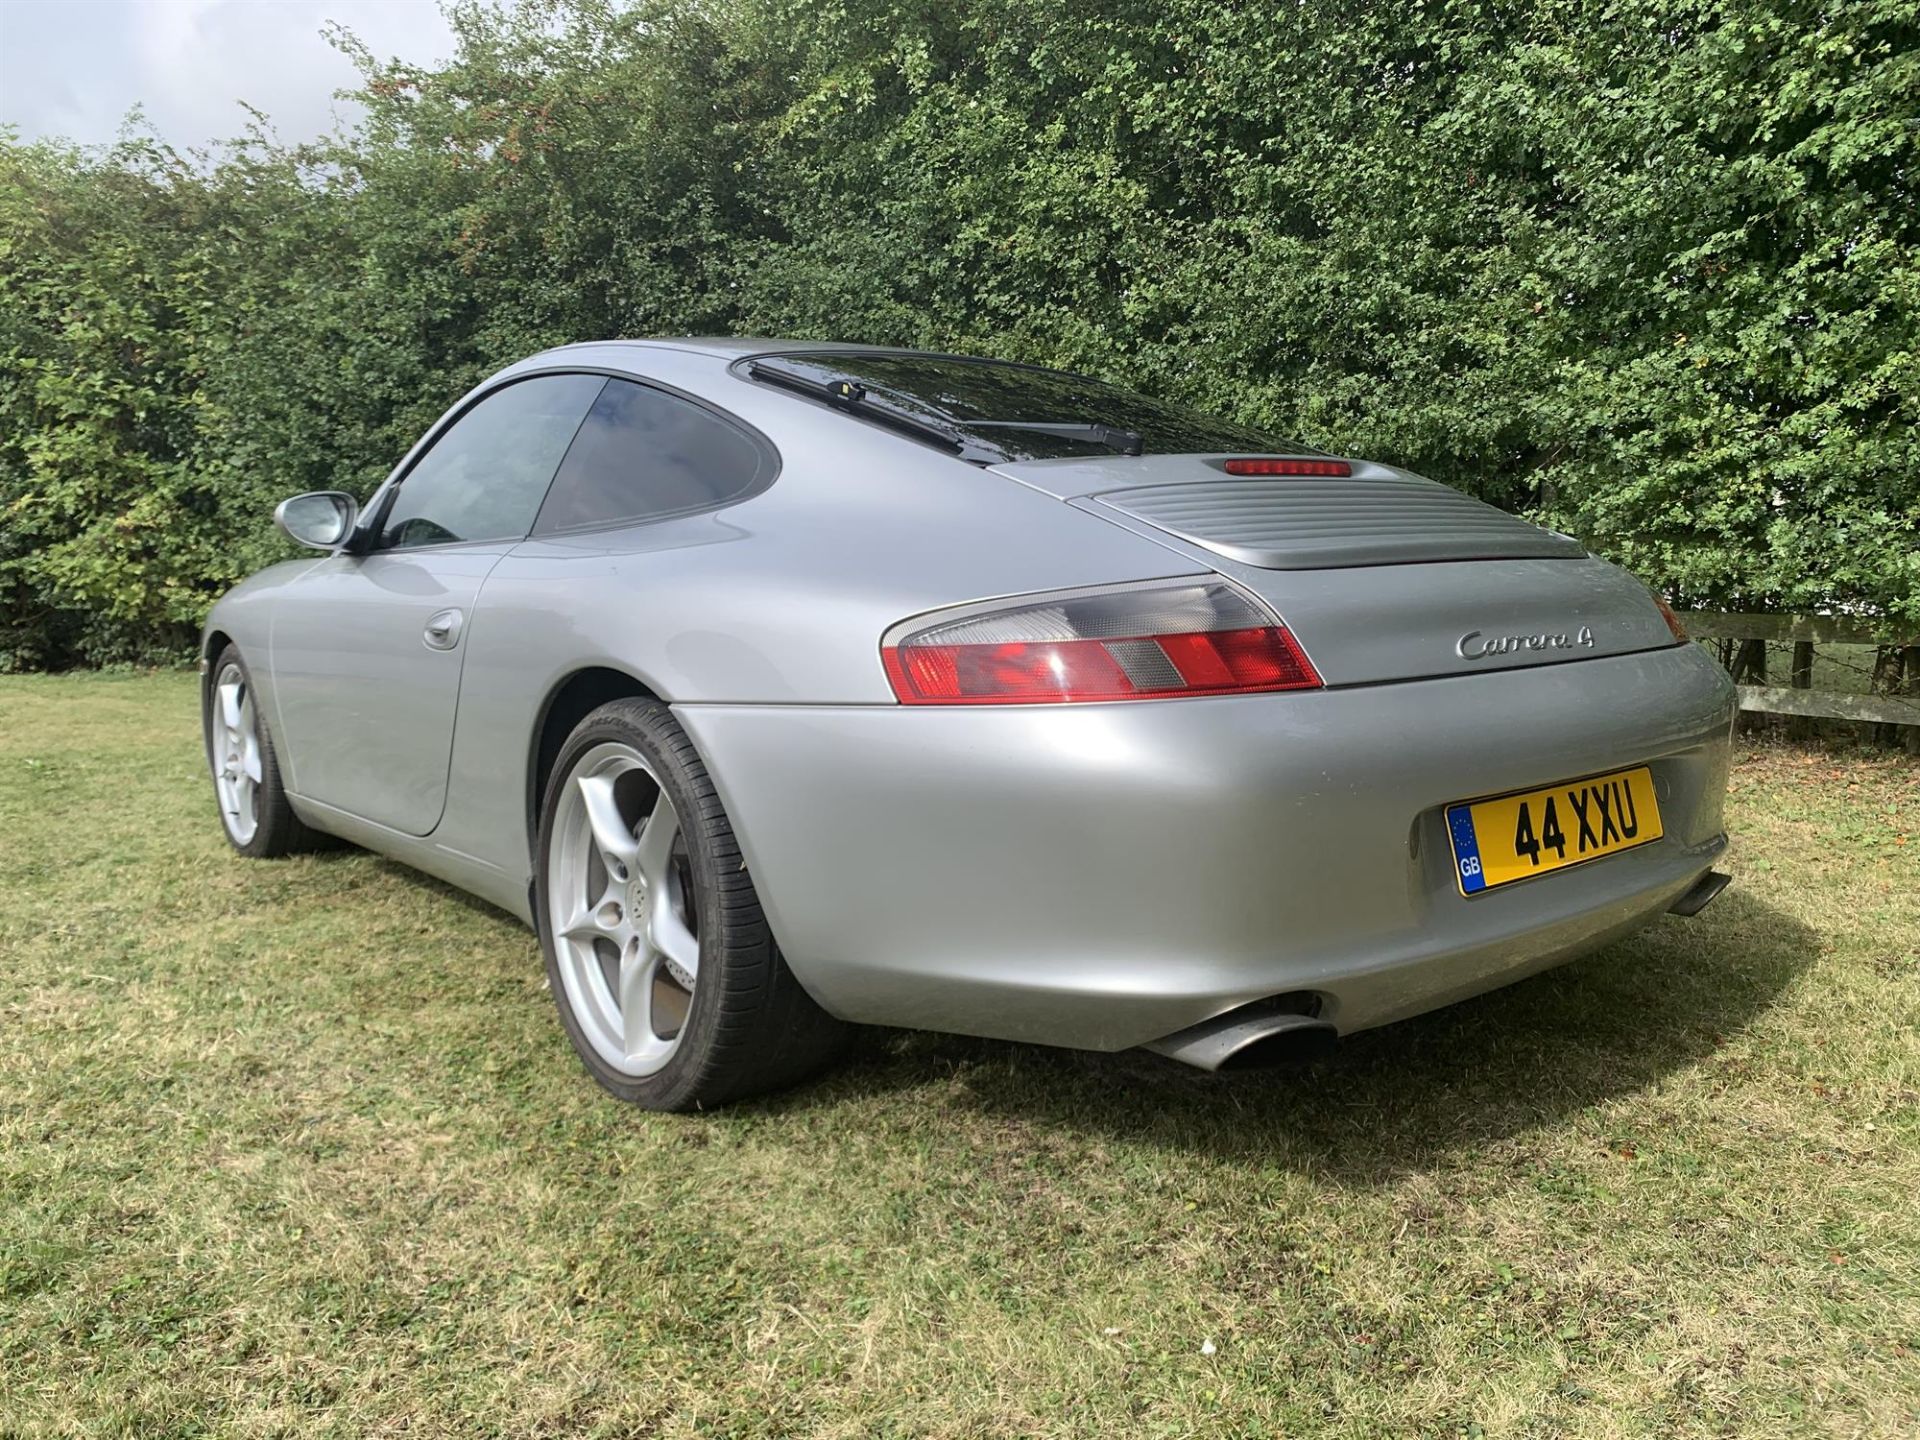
1680, 613, 1919, 648
1679, 611, 1920, 749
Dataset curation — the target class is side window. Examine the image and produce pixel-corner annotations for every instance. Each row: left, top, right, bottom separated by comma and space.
380, 374, 606, 550
531, 378, 773, 536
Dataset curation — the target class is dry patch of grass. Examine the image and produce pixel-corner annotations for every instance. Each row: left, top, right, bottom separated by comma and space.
1, 672, 1916, 1438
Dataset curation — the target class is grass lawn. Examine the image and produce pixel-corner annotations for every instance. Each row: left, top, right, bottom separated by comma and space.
1, 670, 1916, 1439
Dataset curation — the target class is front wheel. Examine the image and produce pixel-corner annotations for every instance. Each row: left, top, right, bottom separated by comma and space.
534, 698, 848, 1110
204, 644, 326, 858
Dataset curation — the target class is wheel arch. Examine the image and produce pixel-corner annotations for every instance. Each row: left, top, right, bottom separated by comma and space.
201, 626, 235, 684
199, 628, 237, 731
202, 627, 236, 662
527, 666, 664, 860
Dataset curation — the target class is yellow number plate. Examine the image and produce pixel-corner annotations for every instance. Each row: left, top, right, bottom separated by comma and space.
1446, 766, 1662, 895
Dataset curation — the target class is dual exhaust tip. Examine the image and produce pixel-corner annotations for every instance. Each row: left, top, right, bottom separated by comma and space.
1148, 869, 1733, 1072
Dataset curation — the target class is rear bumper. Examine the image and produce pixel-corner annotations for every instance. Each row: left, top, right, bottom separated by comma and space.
677, 643, 1735, 1052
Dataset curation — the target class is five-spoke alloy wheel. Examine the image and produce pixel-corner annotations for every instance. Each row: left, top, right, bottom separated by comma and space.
210, 661, 264, 847
547, 742, 702, 1077
535, 699, 847, 1110
203, 643, 322, 858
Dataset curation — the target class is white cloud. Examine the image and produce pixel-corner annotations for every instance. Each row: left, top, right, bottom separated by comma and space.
0, 0, 459, 150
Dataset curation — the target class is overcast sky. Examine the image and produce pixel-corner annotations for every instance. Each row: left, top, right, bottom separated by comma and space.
0, 0, 460, 151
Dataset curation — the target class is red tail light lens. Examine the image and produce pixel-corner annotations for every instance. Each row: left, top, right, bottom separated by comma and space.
1654, 594, 1689, 643
882, 581, 1322, 705
1222, 457, 1351, 477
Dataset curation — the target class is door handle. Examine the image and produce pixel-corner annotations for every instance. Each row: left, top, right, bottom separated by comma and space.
423, 608, 464, 650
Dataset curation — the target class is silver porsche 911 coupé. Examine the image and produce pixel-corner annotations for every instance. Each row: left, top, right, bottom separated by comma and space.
202, 339, 1735, 1109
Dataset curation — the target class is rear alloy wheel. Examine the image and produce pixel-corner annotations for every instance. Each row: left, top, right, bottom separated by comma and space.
546, 741, 702, 1078
204, 644, 325, 857
535, 699, 847, 1109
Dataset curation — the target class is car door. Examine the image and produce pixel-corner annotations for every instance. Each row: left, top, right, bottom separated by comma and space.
270, 373, 606, 835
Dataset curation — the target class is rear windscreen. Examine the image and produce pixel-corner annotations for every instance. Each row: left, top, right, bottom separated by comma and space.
743, 351, 1309, 462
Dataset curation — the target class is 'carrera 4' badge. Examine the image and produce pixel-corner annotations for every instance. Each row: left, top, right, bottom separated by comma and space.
1457, 625, 1595, 660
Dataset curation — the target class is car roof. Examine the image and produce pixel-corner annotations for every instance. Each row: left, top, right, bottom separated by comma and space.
489, 337, 948, 404
532, 336, 927, 362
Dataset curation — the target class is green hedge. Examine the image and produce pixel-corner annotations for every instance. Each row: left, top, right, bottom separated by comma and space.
3, 0, 1916, 668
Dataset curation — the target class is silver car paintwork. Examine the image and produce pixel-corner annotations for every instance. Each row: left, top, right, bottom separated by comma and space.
204, 337, 1736, 1054
993, 453, 1682, 687
680, 646, 1729, 1049
270, 543, 515, 833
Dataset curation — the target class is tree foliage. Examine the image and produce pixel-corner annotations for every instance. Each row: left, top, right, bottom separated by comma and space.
2, 0, 1916, 668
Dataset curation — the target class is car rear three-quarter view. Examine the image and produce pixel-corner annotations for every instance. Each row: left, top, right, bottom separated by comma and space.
201, 338, 1737, 1109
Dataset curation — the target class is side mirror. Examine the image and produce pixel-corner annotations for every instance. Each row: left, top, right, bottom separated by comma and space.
274, 492, 359, 551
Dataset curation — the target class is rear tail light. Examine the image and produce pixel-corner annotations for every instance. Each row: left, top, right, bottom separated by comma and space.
1221, 457, 1351, 477
881, 581, 1321, 705
1653, 594, 1689, 643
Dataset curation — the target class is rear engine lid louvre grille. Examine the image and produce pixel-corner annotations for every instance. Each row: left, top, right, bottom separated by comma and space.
1091, 476, 1585, 570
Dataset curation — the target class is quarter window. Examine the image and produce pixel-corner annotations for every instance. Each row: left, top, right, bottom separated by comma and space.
532, 379, 772, 536
379, 375, 605, 550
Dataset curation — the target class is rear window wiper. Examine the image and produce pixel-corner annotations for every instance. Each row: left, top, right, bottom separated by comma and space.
962, 420, 1144, 456
744, 361, 966, 455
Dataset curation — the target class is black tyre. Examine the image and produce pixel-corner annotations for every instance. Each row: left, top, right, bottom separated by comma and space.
534, 698, 848, 1110
204, 643, 328, 858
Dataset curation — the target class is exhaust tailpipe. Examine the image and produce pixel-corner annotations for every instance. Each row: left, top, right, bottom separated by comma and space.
1144, 996, 1336, 1072
1668, 869, 1732, 918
